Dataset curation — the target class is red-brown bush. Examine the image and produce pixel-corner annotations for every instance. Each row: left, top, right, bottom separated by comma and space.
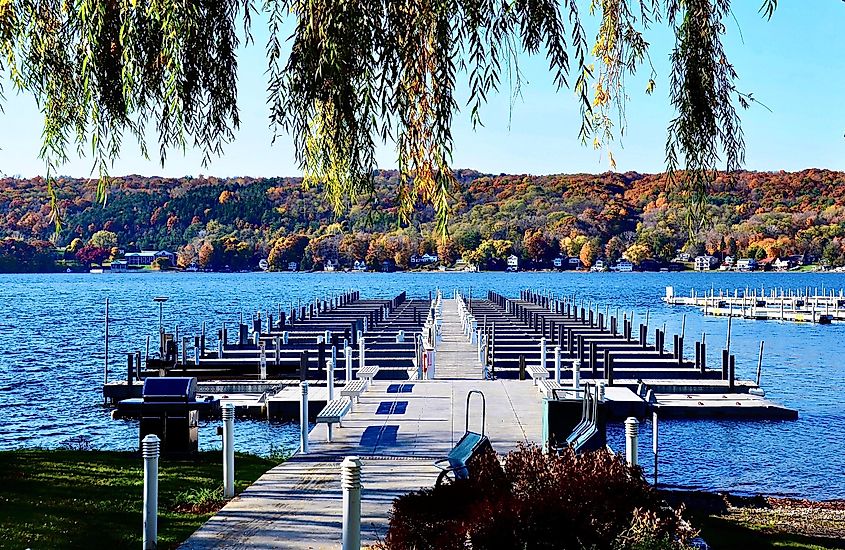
381, 444, 693, 550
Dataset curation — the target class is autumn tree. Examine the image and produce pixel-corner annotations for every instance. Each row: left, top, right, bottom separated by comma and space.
579, 240, 599, 269
89, 230, 118, 249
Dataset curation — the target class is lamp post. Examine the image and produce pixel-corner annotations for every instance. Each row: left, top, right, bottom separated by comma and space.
153, 296, 169, 332
154, 296, 169, 357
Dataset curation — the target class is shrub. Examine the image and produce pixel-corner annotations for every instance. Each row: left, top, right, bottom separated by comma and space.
380, 444, 696, 550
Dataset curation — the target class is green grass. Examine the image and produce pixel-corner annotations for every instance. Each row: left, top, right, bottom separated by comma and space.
692, 512, 845, 550
0, 449, 279, 550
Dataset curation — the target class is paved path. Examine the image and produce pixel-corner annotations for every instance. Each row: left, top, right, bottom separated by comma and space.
181, 299, 543, 549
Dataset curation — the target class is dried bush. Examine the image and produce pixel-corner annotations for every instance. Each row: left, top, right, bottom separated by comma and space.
381, 444, 695, 550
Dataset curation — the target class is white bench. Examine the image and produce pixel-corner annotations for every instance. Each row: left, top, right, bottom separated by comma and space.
527, 364, 549, 385
357, 364, 379, 384
316, 397, 352, 442
538, 379, 563, 399
341, 379, 368, 404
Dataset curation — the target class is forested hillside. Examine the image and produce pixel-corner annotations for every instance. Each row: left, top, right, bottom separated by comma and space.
1, 169, 844, 271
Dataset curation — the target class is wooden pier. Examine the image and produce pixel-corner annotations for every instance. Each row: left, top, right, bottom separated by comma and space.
663, 285, 845, 324
171, 291, 797, 549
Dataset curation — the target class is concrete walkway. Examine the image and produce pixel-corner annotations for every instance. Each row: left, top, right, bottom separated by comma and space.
180, 299, 543, 549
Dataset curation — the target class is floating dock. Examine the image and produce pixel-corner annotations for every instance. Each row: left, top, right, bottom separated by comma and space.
663, 285, 845, 324
178, 292, 797, 549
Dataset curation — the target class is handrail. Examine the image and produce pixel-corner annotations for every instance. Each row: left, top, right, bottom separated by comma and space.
466, 390, 486, 436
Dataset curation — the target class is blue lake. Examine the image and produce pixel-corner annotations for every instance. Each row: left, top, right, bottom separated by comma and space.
1, 271, 843, 499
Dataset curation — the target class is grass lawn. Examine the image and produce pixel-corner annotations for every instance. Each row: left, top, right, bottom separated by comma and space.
0, 449, 279, 549
696, 514, 845, 550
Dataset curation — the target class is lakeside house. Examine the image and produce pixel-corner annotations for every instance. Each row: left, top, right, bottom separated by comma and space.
287, 261, 298, 272
694, 255, 719, 271
614, 260, 633, 272
124, 250, 175, 267
591, 259, 606, 272
109, 260, 127, 273
568, 257, 582, 270
352, 260, 366, 272
507, 254, 519, 272
410, 253, 438, 266
736, 258, 758, 271
553, 256, 564, 269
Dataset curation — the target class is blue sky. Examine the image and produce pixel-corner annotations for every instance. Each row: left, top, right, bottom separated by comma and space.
0, 1, 842, 178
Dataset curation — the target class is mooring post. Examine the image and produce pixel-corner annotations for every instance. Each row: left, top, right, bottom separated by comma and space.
327, 359, 335, 442
554, 346, 561, 384
721, 349, 729, 380
519, 355, 526, 380
729, 354, 736, 390
300, 382, 309, 454
359, 336, 365, 369
222, 403, 235, 498
756, 340, 765, 386
141, 434, 160, 550
345, 345, 353, 383
259, 342, 267, 380
341, 456, 363, 550
104, 297, 109, 386
572, 358, 581, 389
539, 337, 547, 378
624, 417, 639, 468
127, 353, 134, 386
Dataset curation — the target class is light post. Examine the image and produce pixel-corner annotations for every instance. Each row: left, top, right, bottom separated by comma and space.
154, 296, 169, 357
153, 296, 169, 332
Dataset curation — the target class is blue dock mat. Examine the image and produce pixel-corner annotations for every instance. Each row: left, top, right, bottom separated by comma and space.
386, 383, 414, 393
360, 425, 399, 446
376, 401, 408, 415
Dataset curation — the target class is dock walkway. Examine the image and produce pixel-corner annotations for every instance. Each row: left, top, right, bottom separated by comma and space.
180, 299, 542, 549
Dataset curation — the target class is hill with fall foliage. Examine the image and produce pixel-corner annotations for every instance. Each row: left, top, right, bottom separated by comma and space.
1, 168, 844, 271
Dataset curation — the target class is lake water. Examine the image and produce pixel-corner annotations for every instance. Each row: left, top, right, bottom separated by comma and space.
1, 271, 843, 500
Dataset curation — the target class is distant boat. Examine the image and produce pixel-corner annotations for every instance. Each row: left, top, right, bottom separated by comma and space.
89, 268, 104, 274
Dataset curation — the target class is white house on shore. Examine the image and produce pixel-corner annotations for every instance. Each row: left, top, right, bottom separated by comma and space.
694, 255, 719, 271
124, 250, 175, 266
507, 254, 519, 271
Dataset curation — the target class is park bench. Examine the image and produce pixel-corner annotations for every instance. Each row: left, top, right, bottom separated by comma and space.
526, 364, 549, 385
316, 397, 352, 442
357, 364, 379, 384
340, 379, 368, 405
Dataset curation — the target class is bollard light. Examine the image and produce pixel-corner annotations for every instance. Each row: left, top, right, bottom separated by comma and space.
141, 434, 160, 550
625, 417, 639, 468
300, 382, 309, 454
222, 404, 235, 498
341, 456, 363, 550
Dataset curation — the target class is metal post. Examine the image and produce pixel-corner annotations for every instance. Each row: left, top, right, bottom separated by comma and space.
260, 342, 267, 380
222, 403, 235, 499
300, 382, 309, 454
345, 345, 353, 383
540, 337, 547, 375
756, 340, 765, 386
572, 358, 581, 389
141, 434, 160, 550
359, 336, 365, 369
652, 411, 658, 487
104, 297, 109, 386
327, 359, 335, 442
554, 346, 561, 384
625, 417, 639, 468
341, 456, 362, 550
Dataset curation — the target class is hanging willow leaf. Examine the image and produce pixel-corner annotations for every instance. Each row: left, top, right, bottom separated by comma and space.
0, 0, 778, 237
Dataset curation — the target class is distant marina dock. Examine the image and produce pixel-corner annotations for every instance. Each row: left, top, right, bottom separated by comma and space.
663, 285, 845, 324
